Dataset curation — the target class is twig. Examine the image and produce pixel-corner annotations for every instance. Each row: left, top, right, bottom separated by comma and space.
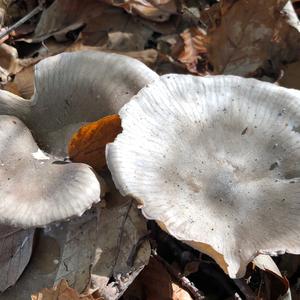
0, 0, 45, 40
152, 250, 206, 300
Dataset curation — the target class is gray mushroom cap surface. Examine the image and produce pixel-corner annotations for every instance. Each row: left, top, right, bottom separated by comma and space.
0, 51, 158, 227
107, 74, 300, 278
0, 115, 101, 227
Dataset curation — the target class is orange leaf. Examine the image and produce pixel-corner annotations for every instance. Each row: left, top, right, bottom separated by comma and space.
31, 279, 99, 300
68, 115, 122, 172
177, 27, 208, 74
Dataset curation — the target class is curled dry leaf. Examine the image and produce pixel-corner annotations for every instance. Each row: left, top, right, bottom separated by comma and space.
177, 27, 208, 74
1, 209, 99, 300
68, 115, 122, 172
253, 254, 291, 300
207, 0, 300, 76
104, 0, 177, 22
91, 176, 151, 300
31, 279, 100, 300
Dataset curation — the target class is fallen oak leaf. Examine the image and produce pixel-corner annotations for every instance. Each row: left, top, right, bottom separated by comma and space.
68, 114, 122, 172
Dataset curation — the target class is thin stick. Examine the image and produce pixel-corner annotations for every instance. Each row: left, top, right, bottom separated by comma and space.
0, 1, 45, 40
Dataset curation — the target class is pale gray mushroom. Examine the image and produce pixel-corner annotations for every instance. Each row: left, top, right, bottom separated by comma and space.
0, 51, 158, 156
107, 74, 300, 278
0, 115, 100, 227
0, 51, 158, 227
0, 51, 158, 292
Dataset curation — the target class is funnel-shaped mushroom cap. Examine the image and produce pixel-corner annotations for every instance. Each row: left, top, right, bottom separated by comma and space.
107, 75, 300, 278
29, 51, 159, 156
0, 115, 101, 227
0, 51, 158, 157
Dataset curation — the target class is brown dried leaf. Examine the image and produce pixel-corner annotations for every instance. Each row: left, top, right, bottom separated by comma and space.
91, 177, 151, 300
293, 0, 300, 15
31, 0, 108, 42
253, 254, 291, 300
0, 42, 40, 84
118, 49, 158, 67
172, 283, 193, 300
30, 0, 152, 50
68, 115, 122, 172
1, 209, 99, 300
31, 279, 100, 300
105, 0, 177, 22
0, 43, 21, 74
79, 6, 152, 50
177, 27, 208, 74
207, 0, 300, 76
279, 60, 300, 89
4, 65, 34, 99
0, 226, 34, 292
123, 257, 193, 300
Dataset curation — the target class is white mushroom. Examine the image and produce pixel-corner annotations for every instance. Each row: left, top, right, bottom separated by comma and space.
0, 51, 158, 227
0, 51, 158, 291
0, 115, 101, 227
106, 74, 300, 278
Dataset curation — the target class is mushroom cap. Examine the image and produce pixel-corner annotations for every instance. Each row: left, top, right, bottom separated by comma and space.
107, 74, 300, 278
29, 51, 159, 156
0, 51, 157, 228
0, 51, 158, 156
0, 115, 101, 227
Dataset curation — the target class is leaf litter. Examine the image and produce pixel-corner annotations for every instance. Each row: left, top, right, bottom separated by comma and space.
0, 0, 299, 299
